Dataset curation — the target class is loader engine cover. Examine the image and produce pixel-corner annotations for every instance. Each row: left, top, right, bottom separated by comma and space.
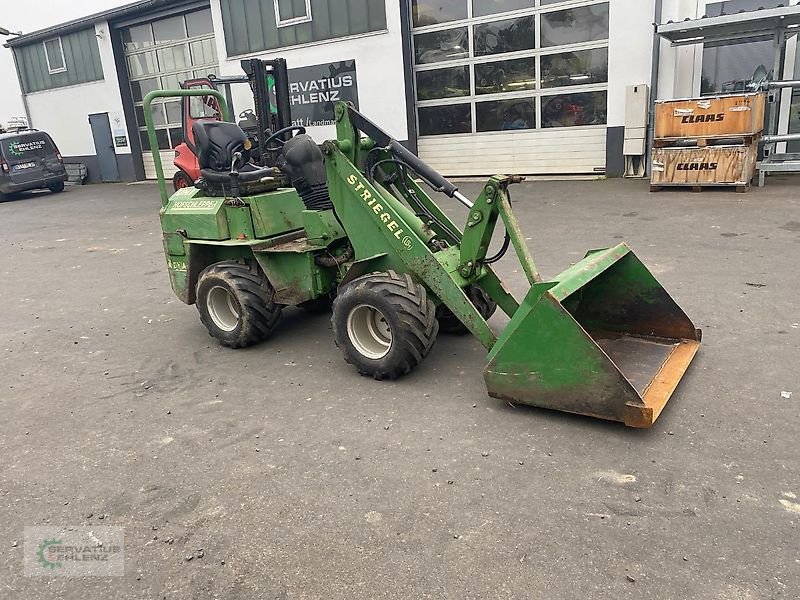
279, 134, 333, 211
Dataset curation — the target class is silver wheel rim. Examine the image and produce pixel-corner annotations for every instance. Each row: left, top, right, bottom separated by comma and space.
207, 286, 240, 332
347, 304, 392, 360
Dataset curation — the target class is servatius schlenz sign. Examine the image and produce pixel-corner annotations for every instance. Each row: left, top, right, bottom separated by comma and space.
289, 60, 358, 128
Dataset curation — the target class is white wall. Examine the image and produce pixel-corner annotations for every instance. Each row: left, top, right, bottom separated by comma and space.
607, 0, 657, 126
0, 47, 25, 123
208, 0, 408, 143
25, 21, 128, 157
656, 0, 703, 100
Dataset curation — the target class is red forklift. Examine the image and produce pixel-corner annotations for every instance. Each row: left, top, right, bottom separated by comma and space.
172, 58, 293, 190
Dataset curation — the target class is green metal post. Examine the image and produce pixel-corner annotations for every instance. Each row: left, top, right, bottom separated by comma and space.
143, 89, 230, 207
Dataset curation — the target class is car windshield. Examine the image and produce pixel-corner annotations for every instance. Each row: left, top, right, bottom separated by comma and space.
1, 134, 56, 161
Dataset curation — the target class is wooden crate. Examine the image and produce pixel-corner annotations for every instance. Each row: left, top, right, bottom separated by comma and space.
655, 93, 766, 140
650, 143, 757, 192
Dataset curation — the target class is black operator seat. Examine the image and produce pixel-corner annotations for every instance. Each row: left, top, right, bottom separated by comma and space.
192, 121, 277, 194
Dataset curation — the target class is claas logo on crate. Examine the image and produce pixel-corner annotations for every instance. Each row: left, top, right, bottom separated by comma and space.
677, 162, 718, 171
680, 113, 724, 123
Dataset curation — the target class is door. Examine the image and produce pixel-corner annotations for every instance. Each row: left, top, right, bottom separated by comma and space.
89, 113, 120, 183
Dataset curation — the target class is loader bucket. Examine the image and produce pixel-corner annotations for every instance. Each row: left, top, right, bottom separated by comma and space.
484, 243, 701, 428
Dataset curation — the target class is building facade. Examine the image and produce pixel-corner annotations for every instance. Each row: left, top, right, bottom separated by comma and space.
4, 0, 794, 182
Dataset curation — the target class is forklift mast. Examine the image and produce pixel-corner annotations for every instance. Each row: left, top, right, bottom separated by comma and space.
240, 58, 293, 165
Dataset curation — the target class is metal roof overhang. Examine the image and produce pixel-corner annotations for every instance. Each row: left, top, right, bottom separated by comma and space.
3, 0, 208, 48
657, 5, 800, 46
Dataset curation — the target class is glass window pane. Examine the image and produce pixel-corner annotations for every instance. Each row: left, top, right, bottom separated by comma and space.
277, 0, 309, 20
123, 24, 153, 52
185, 9, 214, 37
156, 45, 190, 72
414, 28, 469, 64
127, 52, 159, 78
476, 98, 535, 131
190, 39, 218, 66
541, 48, 608, 89
161, 71, 192, 91
152, 16, 186, 44
701, 39, 773, 95
194, 68, 218, 79
165, 101, 182, 125
705, 0, 785, 16
155, 129, 171, 150
144, 102, 167, 127
45, 40, 64, 70
134, 105, 145, 128
541, 91, 607, 128
169, 127, 183, 148
139, 130, 151, 152
541, 4, 609, 47
473, 0, 534, 18
418, 104, 471, 135
475, 57, 536, 95
416, 67, 469, 100
190, 94, 221, 119
474, 16, 535, 57
130, 78, 159, 103
412, 0, 468, 27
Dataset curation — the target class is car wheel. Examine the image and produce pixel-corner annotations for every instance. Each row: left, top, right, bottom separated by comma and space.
48, 181, 65, 194
173, 171, 194, 191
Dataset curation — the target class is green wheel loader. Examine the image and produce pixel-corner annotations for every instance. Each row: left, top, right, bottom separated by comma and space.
145, 82, 700, 428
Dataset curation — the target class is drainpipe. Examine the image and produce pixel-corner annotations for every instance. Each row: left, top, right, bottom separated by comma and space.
646, 0, 663, 177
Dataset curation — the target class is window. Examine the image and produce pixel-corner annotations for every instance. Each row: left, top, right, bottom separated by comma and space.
540, 4, 610, 48
473, 0, 533, 18
274, 0, 312, 28
44, 38, 66, 74
412, 0, 468, 27
418, 104, 472, 135
123, 9, 219, 154
700, 1, 777, 95
474, 16, 535, 57
414, 27, 469, 64
413, 1, 609, 136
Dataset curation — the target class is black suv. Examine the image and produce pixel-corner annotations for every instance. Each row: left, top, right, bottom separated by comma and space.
0, 130, 68, 197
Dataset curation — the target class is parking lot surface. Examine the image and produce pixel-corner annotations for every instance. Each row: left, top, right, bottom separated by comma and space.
1, 179, 798, 599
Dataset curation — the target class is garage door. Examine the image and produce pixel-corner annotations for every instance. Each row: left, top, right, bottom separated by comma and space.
411, 0, 610, 175
121, 7, 219, 179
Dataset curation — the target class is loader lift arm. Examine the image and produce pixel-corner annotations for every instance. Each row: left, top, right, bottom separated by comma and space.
329, 101, 701, 427
336, 104, 531, 320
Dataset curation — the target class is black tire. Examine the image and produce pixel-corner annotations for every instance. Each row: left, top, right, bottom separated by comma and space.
173, 170, 194, 191
437, 285, 498, 334
332, 270, 438, 380
195, 260, 281, 348
48, 181, 65, 194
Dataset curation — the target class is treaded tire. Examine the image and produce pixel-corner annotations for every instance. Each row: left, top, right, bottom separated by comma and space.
48, 181, 65, 193
437, 285, 497, 334
332, 270, 438, 380
196, 260, 281, 348
173, 170, 194, 191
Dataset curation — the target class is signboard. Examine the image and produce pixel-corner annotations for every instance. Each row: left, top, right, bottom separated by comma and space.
109, 111, 128, 150
288, 60, 358, 128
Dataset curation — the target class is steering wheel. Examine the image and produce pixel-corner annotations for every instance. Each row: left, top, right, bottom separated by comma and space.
239, 108, 255, 120
264, 125, 307, 151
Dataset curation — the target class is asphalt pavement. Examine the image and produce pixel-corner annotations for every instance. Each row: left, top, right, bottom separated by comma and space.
1, 178, 798, 599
